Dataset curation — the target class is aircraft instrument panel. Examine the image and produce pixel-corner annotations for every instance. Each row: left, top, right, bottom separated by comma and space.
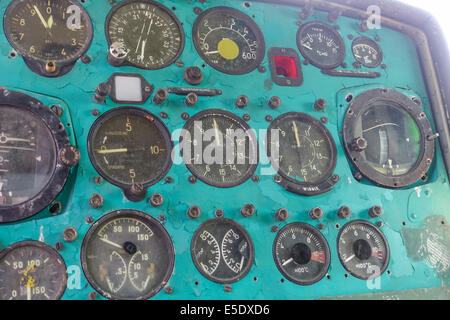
0, 0, 449, 301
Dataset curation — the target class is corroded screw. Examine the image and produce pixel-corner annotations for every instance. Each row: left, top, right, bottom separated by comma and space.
241, 204, 256, 218
164, 286, 173, 294
268, 96, 281, 109
153, 88, 168, 105
337, 206, 351, 219
55, 242, 64, 251
369, 206, 383, 218
63, 227, 77, 242
149, 193, 164, 207
275, 208, 289, 221
224, 284, 232, 293
314, 98, 327, 111
88, 291, 97, 300
89, 193, 104, 209
187, 206, 201, 219
235, 95, 249, 108
185, 92, 199, 107
309, 207, 324, 220
215, 209, 224, 218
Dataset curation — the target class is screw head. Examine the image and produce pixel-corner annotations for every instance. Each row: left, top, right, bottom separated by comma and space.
63, 227, 77, 242
268, 96, 281, 109
88, 291, 98, 300
89, 193, 104, 209
309, 207, 324, 220
275, 208, 289, 221
149, 193, 164, 207
187, 206, 201, 219
241, 204, 256, 218
337, 206, 351, 219
164, 286, 173, 294
369, 206, 383, 218
215, 209, 224, 218
55, 242, 64, 251
224, 284, 232, 293
235, 95, 249, 108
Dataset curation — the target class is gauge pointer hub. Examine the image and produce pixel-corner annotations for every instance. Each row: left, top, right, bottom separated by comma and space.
123, 241, 137, 255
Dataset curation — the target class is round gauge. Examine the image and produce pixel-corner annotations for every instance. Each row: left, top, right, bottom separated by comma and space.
3, 0, 93, 75
0, 89, 73, 223
343, 88, 435, 188
192, 6, 265, 75
191, 218, 255, 284
352, 37, 383, 68
105, 0, 184, 70
267, 112, 337, 195
0, 241, 67, 300
87, 107, 173, 195
337, 220, 390, 280
296, 21, 345, 70
180, 109, 258, 188
273, 223, 330, 285
81, 210, 175, 300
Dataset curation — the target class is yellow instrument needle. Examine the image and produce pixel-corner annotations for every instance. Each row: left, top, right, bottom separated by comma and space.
95, 148, 128, 154
292, 121, 301, 148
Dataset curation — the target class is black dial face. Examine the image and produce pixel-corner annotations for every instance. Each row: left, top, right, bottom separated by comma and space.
81, 210, 175, 300
352, 37, 382, 68
3, 0, 93, 63
0, 106, 56, 207
192, 6, 265, 75
296, 21, 345, 69
88, 108, 173, 189
106, 0, 184, 70
0, 241, 67, 300
273, 223, 330, 285
191, 218, 255, 284
267, 113, 337, 184
337, 220, 390, 280
180, 109, 258, 188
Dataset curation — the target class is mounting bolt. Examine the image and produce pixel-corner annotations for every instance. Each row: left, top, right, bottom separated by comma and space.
187, 206, 201, 219
165, 176, 174, 184
88, 291, 98, 300
275, 208, 289, 221
337, 206, 352, 219
309, 207, 324, 220
94, 176, 103, 185
268, 96, 281, 109
185, 92, 199, 107
89, 193, 104, 209
215, 209, 224, 218
353, 171, 363, 181
224, 284, 232, 293
352, 137, 368, 152
235, 95, 249, 108
158, 214, 166, 222
271, 226, 279, 233
314, 98, 327, 111
164, 286, 173, 294
369, 206, 383, 218
91, 109, 100, 117
241, 204, 256, 218
149, 193, 164, 207
50, 104, 63, 117
94, 82, 111, 104
63, 227, 77, 242
55, 242, 64, 251
188, 175, 197, 184
184, 66, 204, 85
153, 88, 168, 105
85, 216, 94, 224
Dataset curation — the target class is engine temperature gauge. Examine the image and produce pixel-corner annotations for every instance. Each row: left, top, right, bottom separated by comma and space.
191, 218, 255, 284
351, 37, 383, 68
273, 223, 330, 285
337, 220, 390, 280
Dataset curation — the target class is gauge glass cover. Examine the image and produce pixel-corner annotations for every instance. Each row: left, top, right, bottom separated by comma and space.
352, 37, 383, 68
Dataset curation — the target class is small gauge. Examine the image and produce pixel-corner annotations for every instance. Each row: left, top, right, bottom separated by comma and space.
0, 241, 67, 300
81, 210, 175, 300
337, 220, 390, 280
296, 21, 345, 70
267, 113, 338, 196
342, 88, 435, 188
0, 90, 74, 223
105, 0, 185, 70
191, 218, 255, 284
273, 223, 330, 285
192, 6, 266, 75
3, 0, 93, 77
87, 107, 173, 201
180, 109, 258, 188
352, 37, 383, 68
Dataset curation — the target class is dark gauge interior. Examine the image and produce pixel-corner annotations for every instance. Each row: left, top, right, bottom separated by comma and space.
81, 210, 175, 300
337, 220, 390, 280
273, 223, 330, 285
191, 218, 255, 284
0, 106, 55, 206
296, 21, 345, 70
0, 241, 67, 300
267, 112, 337, 186
180, 109, 258, 188
87, 107, 173, 191
3, 0, 93, 66
352, 37, 383, 68
343, 89, 435, 188
192, 6, 265, 75
106, 0, 184, 70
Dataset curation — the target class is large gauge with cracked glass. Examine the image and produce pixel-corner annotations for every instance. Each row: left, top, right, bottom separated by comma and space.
191, 218, 255, 284
3, 0, 93, 77
0, 89, 74, 223
106, 0, 184, 70
87, 107, 173, 201
267, 113, 338, 196
273, 223, 330, 285
352, 37, 383, 68
0, 241, 67, 300
343, 88, 435, 188
296, 21, 345, 70
337, 220, 390, 280
192, 6, 265, 75
81, 210, 175, 300
180, 109, 258, 188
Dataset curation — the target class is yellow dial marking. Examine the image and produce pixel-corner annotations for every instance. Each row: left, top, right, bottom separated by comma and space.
218, 38, 240, 60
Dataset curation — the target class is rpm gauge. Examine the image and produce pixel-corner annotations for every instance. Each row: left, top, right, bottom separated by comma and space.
352, 37, 383, 68
273, 223, 330, 285
337, 220, 390, 280
3, 0, 93, 77
81, 210, 175, 300
87, 107, 173, 201
296, 21, 345, 70
267, 112, 338, 196
191, 218, 255, 284
192, 6, 265, 75
0, 241, 67, 300
106, 0, 185, 70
